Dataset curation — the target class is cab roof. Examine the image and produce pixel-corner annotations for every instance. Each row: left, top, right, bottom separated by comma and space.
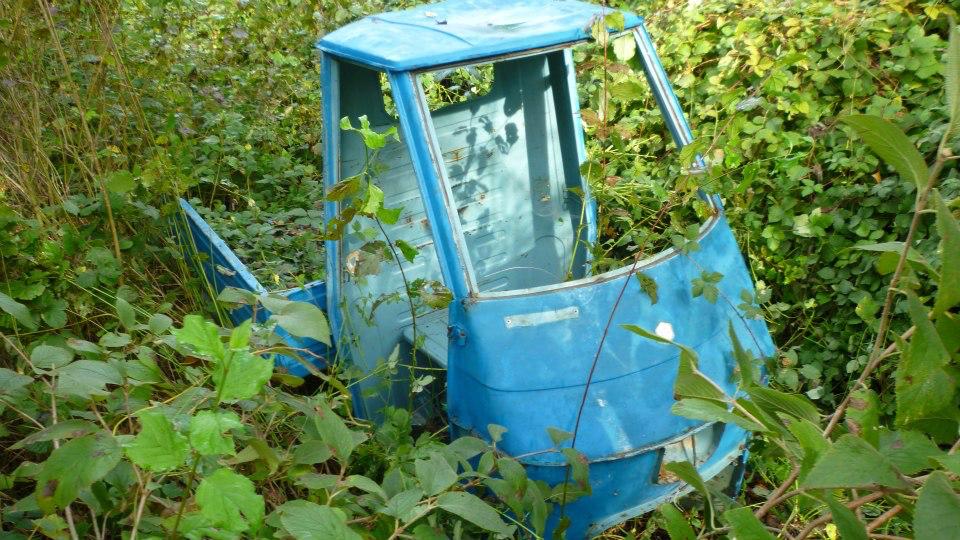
316, 0, 643, 71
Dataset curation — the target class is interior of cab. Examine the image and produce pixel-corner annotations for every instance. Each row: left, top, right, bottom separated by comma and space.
335, 50, 590, 388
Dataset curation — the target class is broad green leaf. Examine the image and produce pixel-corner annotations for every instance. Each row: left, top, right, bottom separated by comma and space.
671, 398, 766, 432
547, 427, 573, 446
35, 432, 120, 513
723, 507, 775, 540
896, 292, 954, 424
658, 503, 696, 540
437, 491, 515, 537
945, 23, 960, 136
213, 349, 273, 402
12, 419, 98, 449
840, 114, 928, 189
878, 429, 942, 475
148, 313, 173, 335
933, 191, 960, 313
275, 500, 361, 540
802, 434, 909, 490
612, 34, 635, 62
189, 410, 243, 456
30, 344, 74, 370
845, 389, 881, 447
915, 472, 960, 540
820, 495, 868, 540
361, 184, 384, 215
292, 440, 333, 465
196, 467, 264, 534
172, 314, 225, 359
675, 349, 728, 403
229, 319, 251, 350
0, 291, 37, 330
746, 386, 820, 425
346, 475, 387, 500
415, 451, 458, 496
314, 400, 364, 462
104, 170, 135, 194
125, 411, 189, 472
487, 424, 507, 443
326, 176, 360, 201
249, 439, 280, 474
260, 296, 331, 346
729, 322, 757, 385
115, 297, 136, 330
785, 418, 830, 480
383, 488, 424, 522
0, 367, 33, 396
663, 460, 710, 500
395, 239, 418, 263
55, 360, 121, 399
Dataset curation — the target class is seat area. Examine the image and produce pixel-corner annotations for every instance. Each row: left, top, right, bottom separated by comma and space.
401, 310, 449, 368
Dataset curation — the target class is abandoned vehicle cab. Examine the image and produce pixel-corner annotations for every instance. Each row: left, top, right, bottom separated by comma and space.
318, 0, 775, 536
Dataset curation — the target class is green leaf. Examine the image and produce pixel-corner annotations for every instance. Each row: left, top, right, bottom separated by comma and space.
819, 495, 868, 540
172, 314, 225, 359
839, 114, 928, 189
229, 319, 251, 350
12, 419, 98, 450
746, 386, 820, 425
785, 418, 831, 480
612, 34, 635, 62
896, 292, 954, 424
663, 460, 709, 500
148, 313, 173, 335
382, 487, 424, 522
0, 367, 32, 396
636, 272, 659, 304
361, 184, 385, 215
802, 434, 909, 490
945, 23, 960, 136
314, 400, 363, 462
346, 475, 387, 501
415, 452, 458, 496
487, 424, 507, 443
35, 432, 120, 513
30, 344, 74, 370
326, 176, 361, 201
104, 170, 136, 194
845, 389, 881, 447
878, 429, 943, 475
658, 504, 696, 540
395, 239, 418, 263
723, 507, 775, 540
547, 427, 573, 446
0, 291, 37, 330
275, 500, 361, 540
189, 410, 243, 456
933, 191, 960, 313
671, 398, 766, 432
915, 472, 960, 540
196, 467, 264, 534
437, 491, 515, 537
125, 411, 189, 472
55, 360, 121, 399
260, 296, 331, 346
115, 297, 136, 330
213, 349, 273, 402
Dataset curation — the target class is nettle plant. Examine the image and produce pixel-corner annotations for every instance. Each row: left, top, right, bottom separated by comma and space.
643, 26, 960, 540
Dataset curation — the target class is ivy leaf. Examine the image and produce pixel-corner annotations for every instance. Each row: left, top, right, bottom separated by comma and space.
275, 500, 361, 540
115, 297, 136, 330
415, 452, 458, 496
213, 349, 273, 402
125, 411, 189, 472
260, 296, 331, 346
30, 344, 74, 370
196, 467, 264, 534
801, 434, 909, 490
437, 491, 515, 537
189, 410, 243, 456
172, 314, 225, 359
0, 291, 37, 330
35, 432, 121, 513
839, 115, 928, 190
723, 507, 775, 539
915, 472, 960, 540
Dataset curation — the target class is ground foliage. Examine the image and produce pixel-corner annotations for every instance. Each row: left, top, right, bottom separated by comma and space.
0, 0, 959, 538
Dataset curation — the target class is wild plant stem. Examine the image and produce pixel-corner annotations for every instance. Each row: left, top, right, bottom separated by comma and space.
170, 453, 200, 540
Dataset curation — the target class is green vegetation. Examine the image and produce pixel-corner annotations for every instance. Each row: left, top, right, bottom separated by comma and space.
1, 0, 958, 539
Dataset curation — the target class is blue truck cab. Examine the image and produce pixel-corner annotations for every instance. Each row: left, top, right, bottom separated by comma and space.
180, 1, 776, 536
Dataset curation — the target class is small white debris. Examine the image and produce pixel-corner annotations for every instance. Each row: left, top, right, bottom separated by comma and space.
655, 321, 675, 341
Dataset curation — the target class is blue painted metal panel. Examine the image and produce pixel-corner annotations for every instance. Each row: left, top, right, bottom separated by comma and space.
316, 0, 642, 71
176, 198, 330, 376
